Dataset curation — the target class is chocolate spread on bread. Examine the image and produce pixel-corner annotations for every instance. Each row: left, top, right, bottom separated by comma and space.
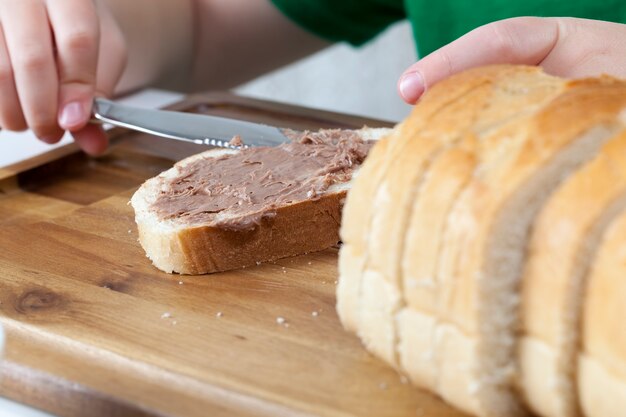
150, 129, 373, 231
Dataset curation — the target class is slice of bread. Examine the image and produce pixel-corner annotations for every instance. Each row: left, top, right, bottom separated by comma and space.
579, 209, 626, 417
519, 129, 626, 417
132, 127, 390, 274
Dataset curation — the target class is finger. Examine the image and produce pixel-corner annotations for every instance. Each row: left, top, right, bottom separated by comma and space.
0, 0, 63, 142
46, 0, 100, 132
72, 123, 108, 156
0, 24, 27, 131
95, 3, 128, 96
398, 17, 560, 104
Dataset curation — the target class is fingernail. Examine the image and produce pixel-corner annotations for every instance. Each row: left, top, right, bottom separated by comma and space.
59, 101, 86, 129
40, 135, 60, 144
399, 72, 425, 103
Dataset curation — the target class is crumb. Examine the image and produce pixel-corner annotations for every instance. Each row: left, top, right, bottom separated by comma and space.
216, 312, 224, 318
276, 316, 286, 325
283, 270, 287, 273
178, 281, 183, 285
379, 382, 388, 390
229, 135, 244, 147
256, 261, 262, 266
161, 312, 172, 319
127, 230, 132, 234
334, 280, 338, 285
172, 320, 177, 326
308, 262, 312, 265
311, 311, 319, 317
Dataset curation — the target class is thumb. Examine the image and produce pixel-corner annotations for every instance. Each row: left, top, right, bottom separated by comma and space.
398, 17, 560, 104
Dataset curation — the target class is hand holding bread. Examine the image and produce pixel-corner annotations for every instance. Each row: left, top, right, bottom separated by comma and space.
399, 17, 626, 104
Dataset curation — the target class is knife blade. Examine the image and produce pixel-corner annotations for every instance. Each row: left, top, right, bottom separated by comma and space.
91, 97, 292, 149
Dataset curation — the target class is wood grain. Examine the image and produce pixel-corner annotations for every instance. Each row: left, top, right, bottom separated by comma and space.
0, 93, 467, 417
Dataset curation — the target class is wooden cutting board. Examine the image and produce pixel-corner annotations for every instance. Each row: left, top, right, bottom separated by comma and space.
0, 93, 468, 417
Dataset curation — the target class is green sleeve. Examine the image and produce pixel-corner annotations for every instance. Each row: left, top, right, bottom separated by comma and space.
270, 0, 406, 46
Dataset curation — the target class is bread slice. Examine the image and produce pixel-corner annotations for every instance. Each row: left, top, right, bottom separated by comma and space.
132, 127, 389, 274
578, 209, 626, 417
395, 145, 477, 391
519, 128, 626, 417
434, 77, 626, 416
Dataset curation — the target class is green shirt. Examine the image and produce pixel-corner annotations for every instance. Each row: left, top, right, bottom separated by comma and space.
270, 0, 626, 56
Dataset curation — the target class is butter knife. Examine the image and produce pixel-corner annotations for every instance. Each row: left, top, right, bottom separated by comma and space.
91, 97, 292, 149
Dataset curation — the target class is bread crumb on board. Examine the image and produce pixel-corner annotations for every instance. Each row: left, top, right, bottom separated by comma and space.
216, 311, 224, 318
161, 312, 172, 319
311, 311, 319, 317
276, 316, 286, 325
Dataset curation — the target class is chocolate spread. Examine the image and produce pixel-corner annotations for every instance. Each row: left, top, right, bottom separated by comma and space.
150, 129, 374, 230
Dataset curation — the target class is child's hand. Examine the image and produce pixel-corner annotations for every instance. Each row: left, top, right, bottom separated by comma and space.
0, 0, 127, 154
398, 17, 626, 103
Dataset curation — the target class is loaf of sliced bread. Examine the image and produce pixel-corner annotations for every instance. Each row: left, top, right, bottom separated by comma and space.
338, 65, 626, 417
132, 127, 390, 274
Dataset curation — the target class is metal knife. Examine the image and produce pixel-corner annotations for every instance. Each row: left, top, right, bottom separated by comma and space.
91, 97, 292, 149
